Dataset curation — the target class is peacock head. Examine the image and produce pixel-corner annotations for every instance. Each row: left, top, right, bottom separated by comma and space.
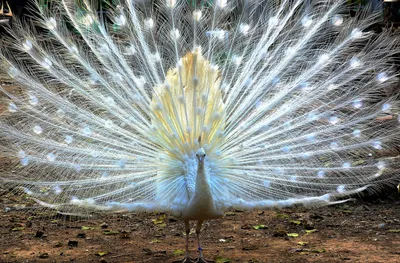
195, 148, 206, 163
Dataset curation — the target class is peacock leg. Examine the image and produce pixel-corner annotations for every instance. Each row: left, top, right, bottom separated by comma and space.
182, 220, 192, 263
195, 220, 208, 263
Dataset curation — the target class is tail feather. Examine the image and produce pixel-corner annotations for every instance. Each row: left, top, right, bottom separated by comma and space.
0, 0, 399, 215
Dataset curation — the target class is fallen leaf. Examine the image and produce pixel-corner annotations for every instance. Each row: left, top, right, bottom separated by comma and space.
287, 233, 299, 237
305, 229, 317, 234
290, 220, 301, 225
173, 249, 184, 256
276, 213, 289, 219
11, 227, 25, 231
152, 215, 166, 225
97, 251, 108, 257
182, 228, 196, 236
253, 224, 267, 230
297, 241, 308, 246
215, 256, 231, 263
103, 230, 119, 235
388, 229, 400, 233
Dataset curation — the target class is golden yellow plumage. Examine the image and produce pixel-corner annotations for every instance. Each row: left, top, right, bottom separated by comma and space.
151, 49, 225, 156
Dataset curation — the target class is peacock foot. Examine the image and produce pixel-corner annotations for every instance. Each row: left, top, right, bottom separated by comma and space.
181, 257, 193, 263
194, 257, 211, 263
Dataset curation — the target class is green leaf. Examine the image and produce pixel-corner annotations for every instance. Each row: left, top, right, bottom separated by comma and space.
290, 220, 301, 225
305, 229, 317, 234
253, 224, 267, 230
81, 226, 92, 230
103, 230, 119, 235
152, 219, 164, 224
215, 256, 231, 263
287, 233, 299, 237
388, 229, 400, 233
182, 228, 196, 236
11, 227, 25, 231
276, 213, 289, 219
97, 251, 108, 257
173, 249, 184, 256
152, 215, 167, 225
298, 241, 308, 246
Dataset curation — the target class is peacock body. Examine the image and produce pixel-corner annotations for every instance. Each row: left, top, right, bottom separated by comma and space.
0, 0, 399, 261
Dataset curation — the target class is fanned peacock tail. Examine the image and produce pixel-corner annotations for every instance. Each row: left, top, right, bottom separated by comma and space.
0, 0, 399, 215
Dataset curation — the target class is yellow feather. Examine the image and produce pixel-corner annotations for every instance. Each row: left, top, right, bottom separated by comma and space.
151, 50, 225, 157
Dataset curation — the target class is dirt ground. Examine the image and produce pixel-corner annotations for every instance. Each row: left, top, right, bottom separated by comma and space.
0, 187, 399, 263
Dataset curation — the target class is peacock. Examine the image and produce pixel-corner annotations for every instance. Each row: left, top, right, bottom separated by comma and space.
0, 0, 399, 262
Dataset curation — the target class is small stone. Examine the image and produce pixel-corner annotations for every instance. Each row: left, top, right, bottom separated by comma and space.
54, 242, 63, 248
38, 252, 49, 258
143, 248, 153, 255
303, 221, 314, 230
77, 233, 86, 238
241, 224, 252, 230
242, 244, 258, 250
310, 214, 324, 221
35, 230, 44, 238
100, 223, 108, 229
273, 229, 287, 237
68, 240, 78, 247
120, 230, 130, 239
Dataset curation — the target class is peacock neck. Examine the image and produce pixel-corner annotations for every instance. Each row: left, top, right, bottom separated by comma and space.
181, 157, 223, 220
192, 160, 213, 201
